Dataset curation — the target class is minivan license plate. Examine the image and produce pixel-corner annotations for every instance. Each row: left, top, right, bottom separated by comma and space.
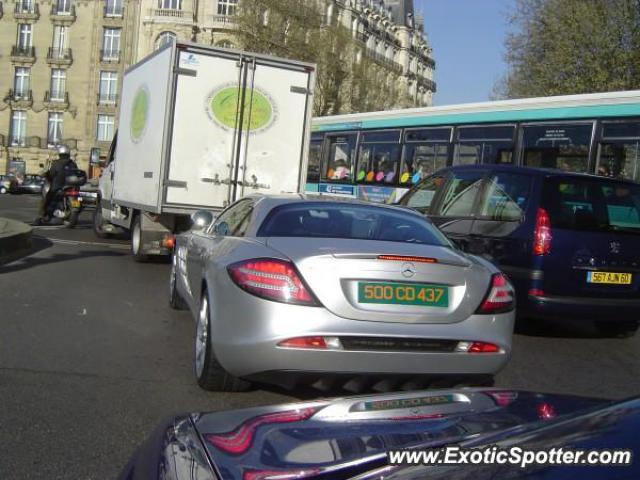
358, 282, 448, 307
587, 271, 632, 285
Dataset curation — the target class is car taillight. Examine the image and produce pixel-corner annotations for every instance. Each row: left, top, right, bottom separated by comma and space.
228, 258, 319, 306
476, 273, 514, 314
205, 407, 318, 455
64, 188, 80, 197
533, 208, 552, 255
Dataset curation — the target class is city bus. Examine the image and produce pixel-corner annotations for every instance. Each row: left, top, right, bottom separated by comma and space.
306, 90, 640, 203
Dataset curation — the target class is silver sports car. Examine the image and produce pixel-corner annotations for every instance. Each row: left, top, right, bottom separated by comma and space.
170, 195, 515, 392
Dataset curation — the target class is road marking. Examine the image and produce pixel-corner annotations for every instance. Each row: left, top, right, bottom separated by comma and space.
33, 235, 129, 250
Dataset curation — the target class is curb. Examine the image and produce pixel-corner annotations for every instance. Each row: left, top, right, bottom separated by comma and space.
0, 218, 33, 266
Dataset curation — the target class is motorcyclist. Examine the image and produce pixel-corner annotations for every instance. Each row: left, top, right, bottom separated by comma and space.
39, 145, 78, 222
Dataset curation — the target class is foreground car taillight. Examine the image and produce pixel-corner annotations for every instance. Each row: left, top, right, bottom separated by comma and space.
228, 258, 319, 306
476, 273, 514, 314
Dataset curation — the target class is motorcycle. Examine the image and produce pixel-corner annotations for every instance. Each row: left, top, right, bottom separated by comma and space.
41, 169, 87, 228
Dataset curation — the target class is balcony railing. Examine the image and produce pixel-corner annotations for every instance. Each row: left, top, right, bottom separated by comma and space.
211, 14, 236, 27
10, 45, 36, 62
104, 2, 124, 17
47, 47, 73, 65
370, 51, 402, 74
7, 88, 32, 101
10, 136, 27, 147
14, 1, 39, 19
6, 89, 33, 109
97, 92, 118, 105
44, 90, 70, 109
151, 8, 185, 18
100, 49, 120, 63
50, 3, 75, 21
418, 77, 437, 93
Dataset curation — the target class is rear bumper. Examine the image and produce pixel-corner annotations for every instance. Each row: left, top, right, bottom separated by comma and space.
523, 293, 640, 322
204, 276, 515, 379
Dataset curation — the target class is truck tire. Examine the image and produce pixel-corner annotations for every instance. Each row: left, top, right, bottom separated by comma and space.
93, 202, 109, 238
131, 214, 149, 262
195, 290, 251, 392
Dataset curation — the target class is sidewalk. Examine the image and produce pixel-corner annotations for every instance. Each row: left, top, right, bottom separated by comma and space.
0, 217, 32, 265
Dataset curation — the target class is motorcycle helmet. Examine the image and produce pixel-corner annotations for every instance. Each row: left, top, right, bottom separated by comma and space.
57, 144, 70, 156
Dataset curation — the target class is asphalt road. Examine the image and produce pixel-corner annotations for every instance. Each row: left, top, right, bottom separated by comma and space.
1, 194, 639, 479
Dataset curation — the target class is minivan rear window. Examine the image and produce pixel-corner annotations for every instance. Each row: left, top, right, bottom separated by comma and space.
542, 178, 640, 234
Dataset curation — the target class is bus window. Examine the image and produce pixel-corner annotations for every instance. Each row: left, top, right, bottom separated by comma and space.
453, 125, 514, 165
324, 134, 357, 182
521, 123, 592, 173
597, 121, 640, 182
401, 127, 451, 185
307, 135, 323, 184
355, 130, 401, 185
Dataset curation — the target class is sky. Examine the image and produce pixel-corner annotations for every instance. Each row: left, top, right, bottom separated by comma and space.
415, 0, 512, 106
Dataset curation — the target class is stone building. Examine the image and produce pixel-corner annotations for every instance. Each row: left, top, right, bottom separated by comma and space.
0, 0, 435, 177
0, 0, 139, 178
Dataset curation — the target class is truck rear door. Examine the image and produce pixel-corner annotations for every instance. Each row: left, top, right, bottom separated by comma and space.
164, 48, 241, 209
235, 58, 314, 199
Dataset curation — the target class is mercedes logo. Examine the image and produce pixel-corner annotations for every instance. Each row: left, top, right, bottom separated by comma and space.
401, 263, 416, 278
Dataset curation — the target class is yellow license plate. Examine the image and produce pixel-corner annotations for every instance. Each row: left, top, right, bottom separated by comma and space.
70, 199, 81, 208
587, 271, 632, 285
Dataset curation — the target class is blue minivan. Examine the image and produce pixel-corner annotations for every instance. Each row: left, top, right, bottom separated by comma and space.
398, 165, 640, 337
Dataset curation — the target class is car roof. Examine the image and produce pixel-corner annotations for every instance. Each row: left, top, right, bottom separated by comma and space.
438, 164, 639, 184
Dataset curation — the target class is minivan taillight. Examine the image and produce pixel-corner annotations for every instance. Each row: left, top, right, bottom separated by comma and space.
533, 208, 552, 255
228, 258, 319, 306
476, 273, 514, 314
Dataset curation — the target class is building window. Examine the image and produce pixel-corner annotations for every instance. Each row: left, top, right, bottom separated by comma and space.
52, 25, 68, 55
216, 40, 234, 49
17, 24, 32, 50
102, 28, 121, 60
54, 0, 72, 14
48, 113, 64, 145
10, 111, 27, 146
99, 71, 118, 103
97, 115, 115, 142
17, 0, 35, 13
217, 0, 237, 16
105, 0, 123, 16
159, 0, 181, 9
156, 31, 176, 49
50, 69, 67, 101
14, 67, 31, 98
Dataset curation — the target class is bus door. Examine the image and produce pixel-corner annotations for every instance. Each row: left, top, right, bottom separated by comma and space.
320, 133, 358, 195
453, 125, 515, 165
306, 133, 324, 190
401, 127, 452, 187
596, 121, 640, 182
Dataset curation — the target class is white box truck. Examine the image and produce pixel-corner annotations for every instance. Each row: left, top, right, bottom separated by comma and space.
95, 42, 316, 260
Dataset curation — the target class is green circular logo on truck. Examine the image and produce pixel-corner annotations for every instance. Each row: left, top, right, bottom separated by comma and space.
208, 86, 275, 132
130, 86, 150, 143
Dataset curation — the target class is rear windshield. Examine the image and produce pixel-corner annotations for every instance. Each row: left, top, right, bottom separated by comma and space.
542, 177, 640, 234
258, 202, 452, 246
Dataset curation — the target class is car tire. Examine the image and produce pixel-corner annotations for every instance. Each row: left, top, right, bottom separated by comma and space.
93, 202, 109, 239
596, 321, 639, 338
131, 214, 148, 262
169, 253, 187, 310
195, 290, 252, 392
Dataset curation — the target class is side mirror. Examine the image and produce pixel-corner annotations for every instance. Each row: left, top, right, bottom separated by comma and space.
191, 210, 214, 231
213, 221, 230, 236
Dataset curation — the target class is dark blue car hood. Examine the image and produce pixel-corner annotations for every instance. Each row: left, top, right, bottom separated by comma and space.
191, 388, 607, 480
